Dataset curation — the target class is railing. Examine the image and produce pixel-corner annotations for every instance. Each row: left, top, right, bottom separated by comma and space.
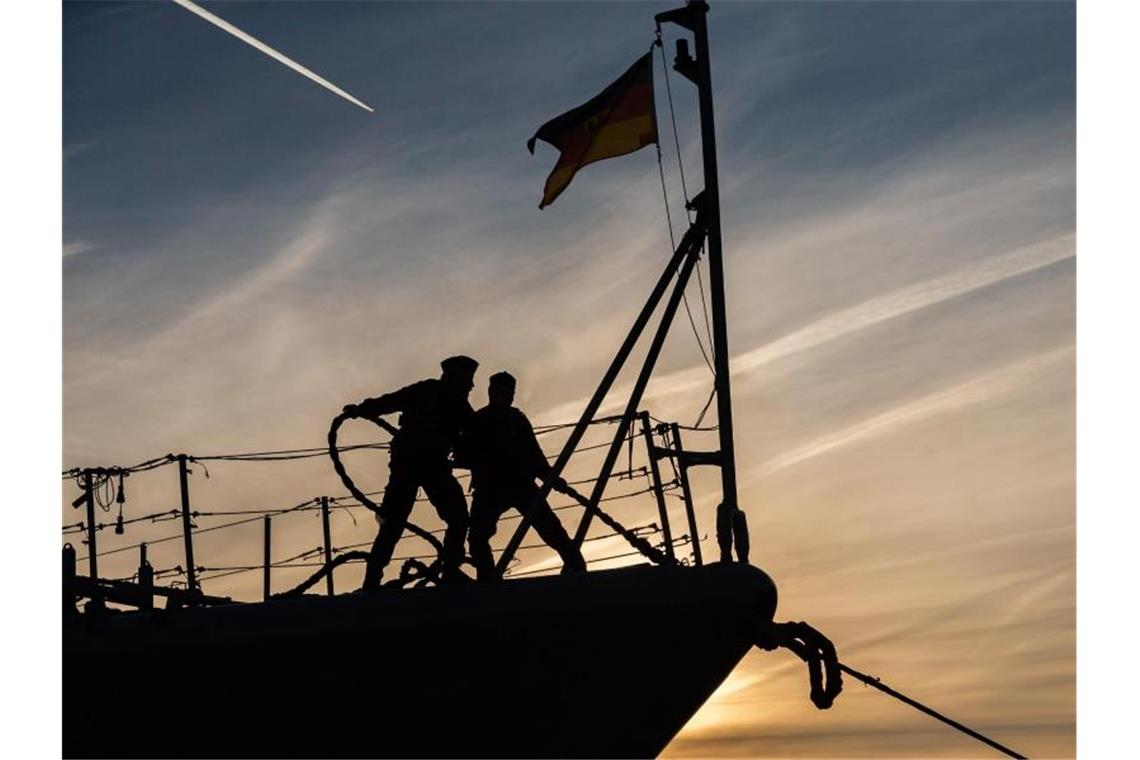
62, 411, 714, 611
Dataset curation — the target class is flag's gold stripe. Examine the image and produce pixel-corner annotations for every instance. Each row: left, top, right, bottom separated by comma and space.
541, 114, 656, 206
581, 114, 656, 164
542, 165, 577, 205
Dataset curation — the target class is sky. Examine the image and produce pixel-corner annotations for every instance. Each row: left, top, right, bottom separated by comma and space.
62, 1, 1075, 757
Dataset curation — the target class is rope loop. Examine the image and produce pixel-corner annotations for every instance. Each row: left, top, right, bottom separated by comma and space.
756, 620, 843, 709
327, 411, 444, 555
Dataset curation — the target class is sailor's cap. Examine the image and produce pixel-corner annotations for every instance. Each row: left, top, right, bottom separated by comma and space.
441, 355, 479, 377
489, 371, 516, 388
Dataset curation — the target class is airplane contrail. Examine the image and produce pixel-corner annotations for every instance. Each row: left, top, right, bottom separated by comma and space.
171, 0, 374, 113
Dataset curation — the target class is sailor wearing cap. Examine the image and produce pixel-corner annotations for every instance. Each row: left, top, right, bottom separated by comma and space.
455, 371, 586, 580
346, 355, 479, 588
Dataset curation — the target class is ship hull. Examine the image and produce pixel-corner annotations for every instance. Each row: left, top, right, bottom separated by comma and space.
64, 562, 777, 758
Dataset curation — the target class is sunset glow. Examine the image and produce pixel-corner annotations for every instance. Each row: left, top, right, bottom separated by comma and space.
63, 2, 1074, 756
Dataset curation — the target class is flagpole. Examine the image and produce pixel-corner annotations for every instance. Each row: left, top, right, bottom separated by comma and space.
656, 0, 746, 564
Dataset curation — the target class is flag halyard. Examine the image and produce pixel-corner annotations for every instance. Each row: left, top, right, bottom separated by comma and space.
528, 52, 657, 209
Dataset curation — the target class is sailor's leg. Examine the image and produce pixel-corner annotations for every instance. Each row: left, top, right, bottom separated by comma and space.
362, 464, 418, 589
467, 489, 502, 581
517, 485, 586, 573
421, 469, 470, 580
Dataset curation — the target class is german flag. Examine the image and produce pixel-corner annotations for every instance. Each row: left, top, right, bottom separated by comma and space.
528, 52, 657, 209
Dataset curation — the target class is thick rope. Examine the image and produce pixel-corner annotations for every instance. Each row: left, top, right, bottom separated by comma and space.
327, 411, 443, 554
756, 619, 1026, 759
756, 620, 843, 709
558, 481, 677, 567
273, 551, 450, 598
837, 663, 1027, 759
274, 551, 372, 598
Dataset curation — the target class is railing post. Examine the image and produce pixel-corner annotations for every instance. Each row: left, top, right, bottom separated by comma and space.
83, 470, 98, 579
63, 543, 77, 619
263, 515, 272, 602
320, 496, 334, 596
176, 455, 198, 593
669, 423, 703, 567
639, 412, 675, 561
138, 543, 154, 611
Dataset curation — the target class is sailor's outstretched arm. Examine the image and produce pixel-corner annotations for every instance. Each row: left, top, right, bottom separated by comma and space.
348, 381, 424, 418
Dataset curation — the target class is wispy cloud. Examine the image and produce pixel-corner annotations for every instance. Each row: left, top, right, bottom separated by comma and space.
63, 141, 96, 162
63, 240, 96, 258
748, 345, 1072, 482
735, 235, 1073, 374
535, 233, 1074, 426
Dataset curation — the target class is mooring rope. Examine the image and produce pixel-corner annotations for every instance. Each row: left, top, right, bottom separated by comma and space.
758, 620, 1027, 759
837, 662, 1027, 759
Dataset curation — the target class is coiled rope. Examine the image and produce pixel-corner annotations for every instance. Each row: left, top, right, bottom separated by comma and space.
756, 620, 843, 709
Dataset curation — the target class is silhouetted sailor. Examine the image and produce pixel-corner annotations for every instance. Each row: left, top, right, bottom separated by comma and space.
346, 356, 478, 588
456, 372, 587, 580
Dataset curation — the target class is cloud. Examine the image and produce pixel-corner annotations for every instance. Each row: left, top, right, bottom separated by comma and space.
534, 233, 1074, 427
747, 344, 1073, 482
63, 240, 96, 258
735, 235, 1073, 373
511, 531, 633, 577
63, 141, 96, 162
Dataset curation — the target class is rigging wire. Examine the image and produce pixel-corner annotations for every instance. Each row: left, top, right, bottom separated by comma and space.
61, 415, 631, 479
64, 468, 654, 543
653, 39, 715, 377
656, 146, 715, 376
191, 441, 388, 463
195, 526, 661, 586
693, 240, 716, 358
191, 485, 676, 587
74, 497, 319, 563
66, 416, 660, 566
655, 32, 718, 432
323, 482, 671, 547
69, 508, 183, 536
73, 480, 672, 572
648, 413, 717, 432
317, 470, 655, 519
657, 30, 692, 213
70, 466, 665, 564
658, 34, 716, 359
62, 454, 177, 482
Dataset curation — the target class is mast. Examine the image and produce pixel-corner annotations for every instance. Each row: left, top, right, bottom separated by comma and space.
656, 0, 747, 562
493, 1, 748, 574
